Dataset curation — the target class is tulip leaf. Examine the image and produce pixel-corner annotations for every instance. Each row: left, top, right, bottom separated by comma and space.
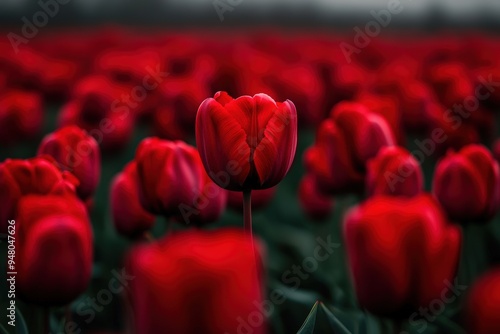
319, 303, 353, 334
296, 301, 319, 334
15, 308, 28, 334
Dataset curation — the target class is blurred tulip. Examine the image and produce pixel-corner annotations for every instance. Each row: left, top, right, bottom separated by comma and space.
126, 228, 265, 334
16, 194, 93, 306
433, 144, 500, 223
0, 156, 78, 233
135, 138, 202, 217
299, 174, 333, 221
465, 269, 500, 334
110, 161, 155, 238
196, 91, 297, 191
493, 138, 500, 162
227, 187, 276, 212
38, 126, 101, 200
366, 146, 423, 198
344, 195, 461, 317
135, 138, 226, 225
307, 101, 395, 195
58, 75, 136, 150
0, 90, 43, 145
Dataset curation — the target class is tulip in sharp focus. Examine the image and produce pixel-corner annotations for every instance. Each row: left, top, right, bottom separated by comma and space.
110, 161, 155, 238
38, 125, 101, 200
126, 229, 265, 334
366, 146, 423, 198
344, 194, 461, 317
433, 144, 500, 223
465, 269, 500, 334
196, 91, 297, 191
16, 194, 93, 306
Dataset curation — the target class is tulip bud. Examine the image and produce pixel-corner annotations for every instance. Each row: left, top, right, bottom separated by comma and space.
0, 89, 43, 145
433, 144, 500, 223
299, 174, 333, 221
344, 195, 461, 317
196, 91, 297, 191
110, 161, 155, 238
366, 146, 423, 198
227, 187, 276, 212
0, 156, 78, 233
16, 194, 93, 306
308, 101, 395, 195
465, 269, 500, 334
38, 125, 101, 200
135, 138, 203, 217
126, 229, 265, 334
135, 137, 226, 226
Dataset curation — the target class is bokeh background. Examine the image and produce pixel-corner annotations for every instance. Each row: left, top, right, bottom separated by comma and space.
1, 0, 500, 333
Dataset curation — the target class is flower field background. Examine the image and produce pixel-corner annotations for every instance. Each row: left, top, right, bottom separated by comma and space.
1, 28, 500, 334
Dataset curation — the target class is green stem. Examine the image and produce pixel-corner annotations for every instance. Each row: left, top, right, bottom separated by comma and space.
243, 189, 253, 238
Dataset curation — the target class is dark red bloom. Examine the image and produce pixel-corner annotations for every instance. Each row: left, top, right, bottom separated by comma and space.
38, 126, 101, 200
126, 229, 265, 334
196, 91, 297, 191
58, 75, 136, 150
433, 144, 500, 223
344, 195, 461, 317
465, 269, 500, 334
135, 138, 226, 225
110, 161, 155, 238
307, 101, 395, 195
16, 194, 93, 306
0, 156, 78, 233
0, 90, 43, 145
227, 187, 276, 212
366, 146, 423, 198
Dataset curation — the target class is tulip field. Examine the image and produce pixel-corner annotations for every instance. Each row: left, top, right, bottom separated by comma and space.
2, 29, 500, 334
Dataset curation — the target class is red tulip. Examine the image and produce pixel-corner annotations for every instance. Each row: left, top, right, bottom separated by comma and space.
0, 90, 43, 145
135, 138, 202, 217
344, 195, 461, 317
433, 144, 500, 223
308, 101, 395, 195
298, 174, 333, 221
465, 269, 500, 334
493, 138, 500, 162
58, 75, 136, 150
196, 91, 297, 191
0, 156, 78, 233
227, 187, 276, 212
38, 126, 101, 200
16, 194, 93, 306
126, 228, 265, 334
110, 161, 155, 238
366, 146, 423, 198
135, 138, 226, 225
